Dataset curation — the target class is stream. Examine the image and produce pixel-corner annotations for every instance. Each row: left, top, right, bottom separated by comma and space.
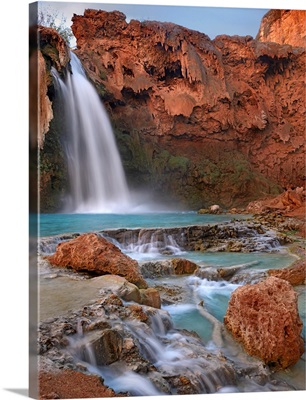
38, 212, 305, 395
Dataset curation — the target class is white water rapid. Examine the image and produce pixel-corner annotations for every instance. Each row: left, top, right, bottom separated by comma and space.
52, 52, 131, 213
68, 309, 238, 395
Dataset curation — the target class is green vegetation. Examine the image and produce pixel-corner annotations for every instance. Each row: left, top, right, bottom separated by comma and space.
95, 82, 108, 98
168, 155, 190, 174
115, 131, 281, 209
99, 70, 107, 81
38, 4, 74, 44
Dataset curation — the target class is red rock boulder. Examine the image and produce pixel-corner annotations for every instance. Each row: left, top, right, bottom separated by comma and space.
47, 233, 147, 288
224, 276, 304, 369
268, 259, 306, 286
246, 188, 305, 215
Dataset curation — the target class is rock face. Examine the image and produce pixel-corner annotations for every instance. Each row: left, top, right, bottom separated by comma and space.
268, 259, 306, 286
224, 276, 304, 369
247, 187, 305, 216
256, 10, 306, 47
95, 274, 161, 308
68, 9, 305, 209
47, 233, 147, 288
79, 329, 123, 365
140, 287, 161, 309
29, 25, 71, 212
103, 220, 281, 253
140, 258, 198, 279
171, 258, 199, 275
29, 26, 70, 149
29, 49, 53, 150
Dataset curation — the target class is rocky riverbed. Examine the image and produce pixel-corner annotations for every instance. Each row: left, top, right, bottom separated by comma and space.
36, 214, 305, 398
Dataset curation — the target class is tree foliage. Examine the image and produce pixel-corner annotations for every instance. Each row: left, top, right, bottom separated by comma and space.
38, 6, 74, 45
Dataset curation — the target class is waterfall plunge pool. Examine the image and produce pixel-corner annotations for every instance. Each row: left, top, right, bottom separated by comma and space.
37, 211, 250, 237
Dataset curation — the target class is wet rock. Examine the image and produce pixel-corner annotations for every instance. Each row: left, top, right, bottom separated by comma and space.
94, 275, 161, 308
79, 329, 123, 365
100, 293, 123, 307
226, 241, 243, 252
229, 271, 267, 285
224, 276, 304, 369
153, 285, 184, 305
46, 233, 147, 288
171, 258, 199, 275
195, 262, 264, 283
171, 375, 195, 394
85, 319, 110, 332
38, 286, 294, 396
161, 355, 236, 394
140, 288, 161, 309
217, 261, 259, 280
96, 275, 142, 303
140, 258, 198, 279
123, 337, 135, 351
140, 260, 174, 278
104, 220, 281, 254
206, 244, 227, 253
195, 267, 221, 281
126, 304, 149, 322
147, 371, 172, 394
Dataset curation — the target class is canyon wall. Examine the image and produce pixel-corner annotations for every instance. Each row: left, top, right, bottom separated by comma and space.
69, 9, 305, 209
256, 10, 306, 47
34, 9, 305, 211
29, 26, 71, 211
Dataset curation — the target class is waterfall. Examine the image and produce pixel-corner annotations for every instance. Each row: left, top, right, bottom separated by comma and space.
51, 52, 131, 213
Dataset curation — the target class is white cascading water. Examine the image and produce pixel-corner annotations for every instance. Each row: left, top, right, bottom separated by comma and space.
68, 310, 237, 395
52, 52, 131, 213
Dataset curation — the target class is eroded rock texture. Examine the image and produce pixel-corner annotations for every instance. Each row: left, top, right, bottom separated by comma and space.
29, 25, 71, 212
29, 26, 70, 149
256, 10, 306, 47
69, 9, 305, 209
224, 276, 304, 369
268, 259, 306, 286
47, 232, 148, 288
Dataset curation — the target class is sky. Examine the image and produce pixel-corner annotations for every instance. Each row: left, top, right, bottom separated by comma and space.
36, 0, 270, 46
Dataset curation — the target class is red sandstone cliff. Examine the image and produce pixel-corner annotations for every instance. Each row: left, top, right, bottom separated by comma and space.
29, 25, 71, 211
70, 9, 305, 208
256, 10, 306, 47
29, 26, 70, 149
